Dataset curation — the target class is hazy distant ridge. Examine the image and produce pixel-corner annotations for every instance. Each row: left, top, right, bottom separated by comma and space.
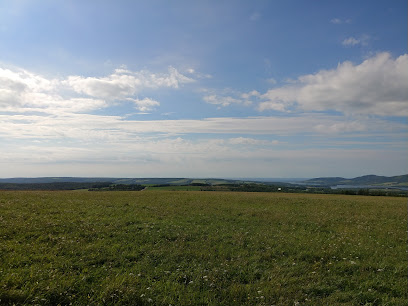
0, 177, 182, 184
1, 175, 407, 187
0, 177, 241, 185
302, 174, 408, 186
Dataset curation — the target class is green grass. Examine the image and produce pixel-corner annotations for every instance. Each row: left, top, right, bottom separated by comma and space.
0, 191, 407, 305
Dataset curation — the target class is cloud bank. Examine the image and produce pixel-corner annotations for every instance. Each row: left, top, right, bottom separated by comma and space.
0, 65, 193, 114
258, 53, 408, 116
1, 54, 407, 178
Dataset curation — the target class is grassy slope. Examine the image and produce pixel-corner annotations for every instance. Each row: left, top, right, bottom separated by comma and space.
0, 191, 407, 305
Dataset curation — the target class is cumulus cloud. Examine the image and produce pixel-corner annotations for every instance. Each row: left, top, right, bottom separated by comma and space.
65, 66, 194, 100
0, 66, 106, 113
2, 58, 406, 177
258, 53, 408, 116
258, 87, 297, 111
0, 67, 52, 107
0, 78, 25, 106
0, 65, 194, 115
241, 90, 260, 100
127, 97, 160, 112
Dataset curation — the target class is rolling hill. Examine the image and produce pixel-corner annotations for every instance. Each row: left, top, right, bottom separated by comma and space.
301, 174, 408, 187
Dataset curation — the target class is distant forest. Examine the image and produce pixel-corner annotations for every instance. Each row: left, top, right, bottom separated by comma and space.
0, 182, 112, 191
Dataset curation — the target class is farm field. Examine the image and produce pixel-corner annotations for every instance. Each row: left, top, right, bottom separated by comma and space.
0, 191, 407, 305
146, 186, 202, 191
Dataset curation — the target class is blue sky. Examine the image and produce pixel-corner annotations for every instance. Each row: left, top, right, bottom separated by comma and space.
0, 0, 407, 178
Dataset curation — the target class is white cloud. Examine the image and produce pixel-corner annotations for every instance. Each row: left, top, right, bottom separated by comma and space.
0, 64, 195, 115
241, 90, 260, 99
0, 113, 404, 145
0, 109, 405, 177
258, 86, 297, 111
0, 80, 25, 107
342, 35, 370, 47
127, 97, 160, 112
65, 73, 137, 100
0, 66, 106, 113
0, 66, 51, 107
203, 90, 260, 108
313, 120, 367, 134
65, 66, 194, 100
203, 94, 241, 107
259, 53, 408, 116
342, 37, 360, 46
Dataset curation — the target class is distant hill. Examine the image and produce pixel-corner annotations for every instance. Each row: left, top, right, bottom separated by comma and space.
0, 177, 114, 184
302, 174, 408, 187
0, 177, 245, 186
1, 175, 407, 190
0, 177, 183, 184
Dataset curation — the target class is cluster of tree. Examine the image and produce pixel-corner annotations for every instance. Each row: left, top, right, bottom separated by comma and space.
200, 183, 300, 193
151, 183, 210, 187
198, 183, 408, 197
190, 183, 211, 186
88, 184, 144, 191
332, 188, 408, 197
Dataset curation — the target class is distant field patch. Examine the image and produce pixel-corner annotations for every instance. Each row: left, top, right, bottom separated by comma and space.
0, 191, 406, 305
147, 185, 202, 191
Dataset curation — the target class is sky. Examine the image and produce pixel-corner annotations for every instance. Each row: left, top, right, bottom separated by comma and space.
0, 0, 407, 179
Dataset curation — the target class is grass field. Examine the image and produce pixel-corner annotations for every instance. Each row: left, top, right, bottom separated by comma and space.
0, 191, 407, 305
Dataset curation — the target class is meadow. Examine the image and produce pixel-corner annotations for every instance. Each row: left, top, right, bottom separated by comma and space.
0, 190, 407, 305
